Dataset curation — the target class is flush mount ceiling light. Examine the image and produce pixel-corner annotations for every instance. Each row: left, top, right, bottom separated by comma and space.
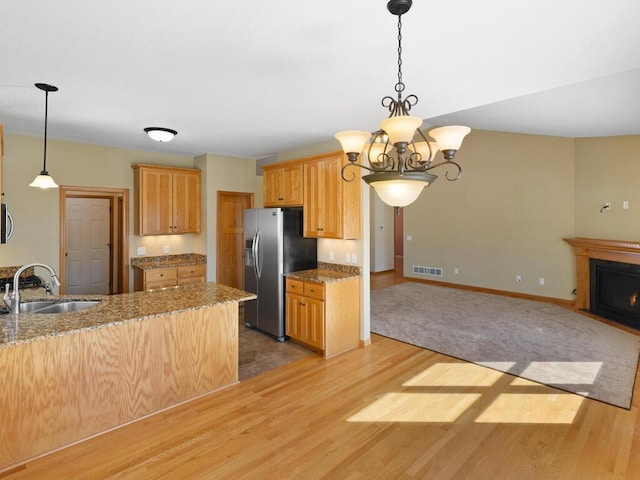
144, 127, 177, 142
29, 83, 59, 189
335, 0, 470, 208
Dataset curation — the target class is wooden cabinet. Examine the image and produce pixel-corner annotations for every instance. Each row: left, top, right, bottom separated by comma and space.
134, 264, 206, 291
133, 164, 201, 235
303, 151, 360, 239
285, 276, 360, 358
263, 163, 303, 206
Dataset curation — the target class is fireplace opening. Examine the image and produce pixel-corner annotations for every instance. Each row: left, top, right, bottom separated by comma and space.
590, 258, 640, 330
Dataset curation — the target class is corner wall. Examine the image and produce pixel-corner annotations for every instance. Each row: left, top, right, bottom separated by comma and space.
403, 129, 576, 300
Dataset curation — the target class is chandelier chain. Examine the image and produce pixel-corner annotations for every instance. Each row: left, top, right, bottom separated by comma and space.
396, 14, 404, 94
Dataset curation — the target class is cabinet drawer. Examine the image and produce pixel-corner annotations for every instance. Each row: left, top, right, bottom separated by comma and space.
286, 278, 304, 294
145, 278, 178, 290
178, 264, 206, 279
304, 282, 324, 300
145, 267, 177, 282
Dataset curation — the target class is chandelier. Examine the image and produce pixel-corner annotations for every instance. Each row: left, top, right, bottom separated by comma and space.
335, 0, 470, 208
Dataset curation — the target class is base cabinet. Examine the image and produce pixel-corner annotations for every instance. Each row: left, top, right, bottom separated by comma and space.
134, 264, 206, 291
285, 276, 360, 358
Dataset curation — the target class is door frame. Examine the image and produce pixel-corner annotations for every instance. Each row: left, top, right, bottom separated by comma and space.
59, 186, 129, 294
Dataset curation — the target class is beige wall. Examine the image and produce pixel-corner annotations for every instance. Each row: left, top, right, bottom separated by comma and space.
575, 135, 640, 239
0, 134, 199, 288
195, 153, 262, 282
403, 129, 577, 299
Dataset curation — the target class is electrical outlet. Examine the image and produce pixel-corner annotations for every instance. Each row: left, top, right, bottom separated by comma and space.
163, 245, 170, 254
454, 268, 459, 275
329, 251, 335, 261
351, 253, 358, 264
516, 275, 522, 283
136, 246, 146, 256
346, 253, 351, 263
539, 277, 545, 285
407, 235, 412, 241
623, 201, 629, 210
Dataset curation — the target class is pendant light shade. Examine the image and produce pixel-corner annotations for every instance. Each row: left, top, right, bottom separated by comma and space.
363, 172, 436, 208
29, 173, 59, 189
30, 83, 59, 189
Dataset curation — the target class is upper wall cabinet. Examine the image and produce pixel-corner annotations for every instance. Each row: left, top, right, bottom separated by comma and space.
132, 164, 201, 235
303, 151, 360, 240
263, 163, 303, 207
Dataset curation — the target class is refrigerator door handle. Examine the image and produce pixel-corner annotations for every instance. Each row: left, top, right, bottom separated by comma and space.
254, 228, 263, 279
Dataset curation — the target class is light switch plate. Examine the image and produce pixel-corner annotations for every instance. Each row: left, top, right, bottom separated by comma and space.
136, 246, 146, 256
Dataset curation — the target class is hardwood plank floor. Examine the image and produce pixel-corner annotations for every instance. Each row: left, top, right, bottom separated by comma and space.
3, 262, 640, 479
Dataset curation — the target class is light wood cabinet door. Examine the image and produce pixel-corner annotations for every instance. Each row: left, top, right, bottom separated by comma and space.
285, 292, 304, 338
304, 297, 325, 350
282, 164, 303, 205
172, 170, 201, 234
303, 152, 360, 239
263, 168, 283, 206
137, 167, 173, 235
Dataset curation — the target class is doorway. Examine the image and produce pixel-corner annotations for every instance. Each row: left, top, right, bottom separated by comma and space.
216, 191, 254, 289
59, 186, 129, 294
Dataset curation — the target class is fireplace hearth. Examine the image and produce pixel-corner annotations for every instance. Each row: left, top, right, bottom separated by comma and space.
590, 259, 640, 329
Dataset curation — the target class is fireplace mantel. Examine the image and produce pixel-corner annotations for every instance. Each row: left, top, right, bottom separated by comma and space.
564, 237, 640, 309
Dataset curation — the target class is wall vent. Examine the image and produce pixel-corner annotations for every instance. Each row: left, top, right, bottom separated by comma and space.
413, 265, 443, 277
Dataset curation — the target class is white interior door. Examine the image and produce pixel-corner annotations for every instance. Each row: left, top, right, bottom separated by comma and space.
66, 197, 111, 294
371, 191, 395, 272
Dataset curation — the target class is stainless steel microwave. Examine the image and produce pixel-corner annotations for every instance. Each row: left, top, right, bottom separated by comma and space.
1, 203, 13, 244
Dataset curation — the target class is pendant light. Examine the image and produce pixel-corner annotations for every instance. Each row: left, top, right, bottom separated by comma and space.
30, 83, 59, 189
335, 0, 470, 208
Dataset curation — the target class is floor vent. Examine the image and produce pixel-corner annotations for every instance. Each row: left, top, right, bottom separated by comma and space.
413, 265, 443, 277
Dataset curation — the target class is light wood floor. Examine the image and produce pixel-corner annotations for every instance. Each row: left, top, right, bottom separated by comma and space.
3, 263, 640, 479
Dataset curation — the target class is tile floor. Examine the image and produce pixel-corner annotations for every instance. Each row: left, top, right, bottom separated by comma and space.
238, 306, 314, 381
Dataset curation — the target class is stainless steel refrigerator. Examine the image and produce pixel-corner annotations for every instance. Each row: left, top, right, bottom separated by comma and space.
243, 208, 317, 341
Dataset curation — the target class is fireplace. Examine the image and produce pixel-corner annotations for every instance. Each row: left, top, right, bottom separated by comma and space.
564, 238, 640, 330
590, 259, 640, 329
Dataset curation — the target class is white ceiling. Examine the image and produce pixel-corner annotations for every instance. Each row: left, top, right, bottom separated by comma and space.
1, 0, 640, 160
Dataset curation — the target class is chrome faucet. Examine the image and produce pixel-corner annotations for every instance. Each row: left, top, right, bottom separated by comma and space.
3, 263, 61, 314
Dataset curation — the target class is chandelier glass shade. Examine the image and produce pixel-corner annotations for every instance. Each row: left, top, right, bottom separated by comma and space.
30, 83, 59, 189
335, 0, 470, 208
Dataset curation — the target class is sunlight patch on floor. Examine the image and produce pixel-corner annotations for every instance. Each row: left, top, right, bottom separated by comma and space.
348, 392, 481, 423
403, 362, 504, 387
475, 393, 583, 424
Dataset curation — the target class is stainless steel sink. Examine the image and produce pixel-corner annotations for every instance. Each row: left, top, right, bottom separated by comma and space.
18, 300, 57, 313
19, 300, 101, 314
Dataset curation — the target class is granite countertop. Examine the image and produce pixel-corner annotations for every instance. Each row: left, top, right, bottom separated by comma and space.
0, 282, 255, 348
286, 262, 361, 283
131, 253, 207, 270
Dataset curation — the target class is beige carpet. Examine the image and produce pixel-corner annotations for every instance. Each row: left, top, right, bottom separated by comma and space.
371, 282, 640, 409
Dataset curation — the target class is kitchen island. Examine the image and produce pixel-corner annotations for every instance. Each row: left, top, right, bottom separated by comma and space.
0, 283, 255, 473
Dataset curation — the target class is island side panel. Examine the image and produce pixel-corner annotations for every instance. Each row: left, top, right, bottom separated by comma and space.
160, 304, 238, 406
0, 303, 239, 473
